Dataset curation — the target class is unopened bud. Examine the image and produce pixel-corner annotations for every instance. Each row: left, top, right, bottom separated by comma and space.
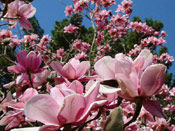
104, 107, 124, 131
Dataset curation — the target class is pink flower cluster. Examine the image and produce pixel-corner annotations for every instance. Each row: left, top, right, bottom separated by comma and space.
130, 22, 154, 34
128, 44, 141, 56
53, 49, 64, 59
97, 44, 111, 55
72, 39, 90, 52
64, 24, 79, 34
95, 31, 104, 45
141, 36, 166, 47
0, 30, 12, 43
160, 53, 174, 64
116, 0, 133, 15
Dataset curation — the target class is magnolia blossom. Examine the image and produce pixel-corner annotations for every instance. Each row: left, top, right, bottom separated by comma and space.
141, 36, 166, 47
72, 39, 90, 52
8, 50, 43, 74
64, 24, 79, 34
50, 58, 90, 81
74, 0, 87, 13
20, 34, 39, 43
0, 89, 38, 130
0, 29, 13, 43
33, 70, 50, 88
65, 5, 73, 16
95, 49, 166, 100
9, 38, 20, 47
130, 22, 154, 34
54, 48, 64, 59
160, 30, 167, 37
24, 82, 106, 130
102, 0, 116, 8
5, 0, 36, 30
95, 49, 166, 117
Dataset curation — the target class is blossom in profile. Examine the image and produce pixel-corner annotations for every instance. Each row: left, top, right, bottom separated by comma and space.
0, 88, 38, 130
95, 49, 166, 100
64, 24, 79, 34
24, 82, 106, 130
51, 58, 90, 80
94, 49, 166, 118
5, 0, 36, 30
65, 5, 73, 16
8, 50, 43, 74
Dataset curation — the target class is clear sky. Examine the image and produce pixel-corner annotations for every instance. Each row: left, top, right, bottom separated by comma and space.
32, 0, 175, 73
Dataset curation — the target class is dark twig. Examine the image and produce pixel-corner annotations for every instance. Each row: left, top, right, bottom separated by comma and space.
124, 98, 142, 128
27, 71, 34, 88
116, 97, 123, 107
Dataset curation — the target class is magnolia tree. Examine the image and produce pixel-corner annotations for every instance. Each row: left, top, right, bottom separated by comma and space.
0, 0, 175, 131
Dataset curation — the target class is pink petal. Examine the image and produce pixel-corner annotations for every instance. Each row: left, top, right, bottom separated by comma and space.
50, 61, 63, 76
115, 73, 138, 97
69, 80, 84, 94
133, 57, 144, 74
3, 92, 12, 103
24, 95, 60, 125
17, 50, 27, 67
85, 80, 96, 91
62, 63, 76, 79
25, 52, 36, 70
77, 81, 107, 122
75, 61, 90, 78
134, 49, 153, 71
19, 17, 33, 30
3, 81, 15, 89
140, 64, 166, 97
55, 85, 76, 96
0, 115, 13, 126
143, 100, 166, 118
33, 70, 50, 87
57, 94, 86, 125
50, 87, 65, 106
105, 92, 118, 104
33, 54, 42, 70
115, 53, 133, 74
69, 58, 80, 69
94, 56, 115, 80
19, 4, 36, 18
0, 111, 20, 126
84, 81, 100, 106
8, 65, 22, 74
5, 102, 24, 110
8, 0, 24, 14
19, 88, 38, 103
25, 51, 41, 72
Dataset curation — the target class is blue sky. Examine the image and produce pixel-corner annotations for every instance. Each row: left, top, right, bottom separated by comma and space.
32, 0, 175, 73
